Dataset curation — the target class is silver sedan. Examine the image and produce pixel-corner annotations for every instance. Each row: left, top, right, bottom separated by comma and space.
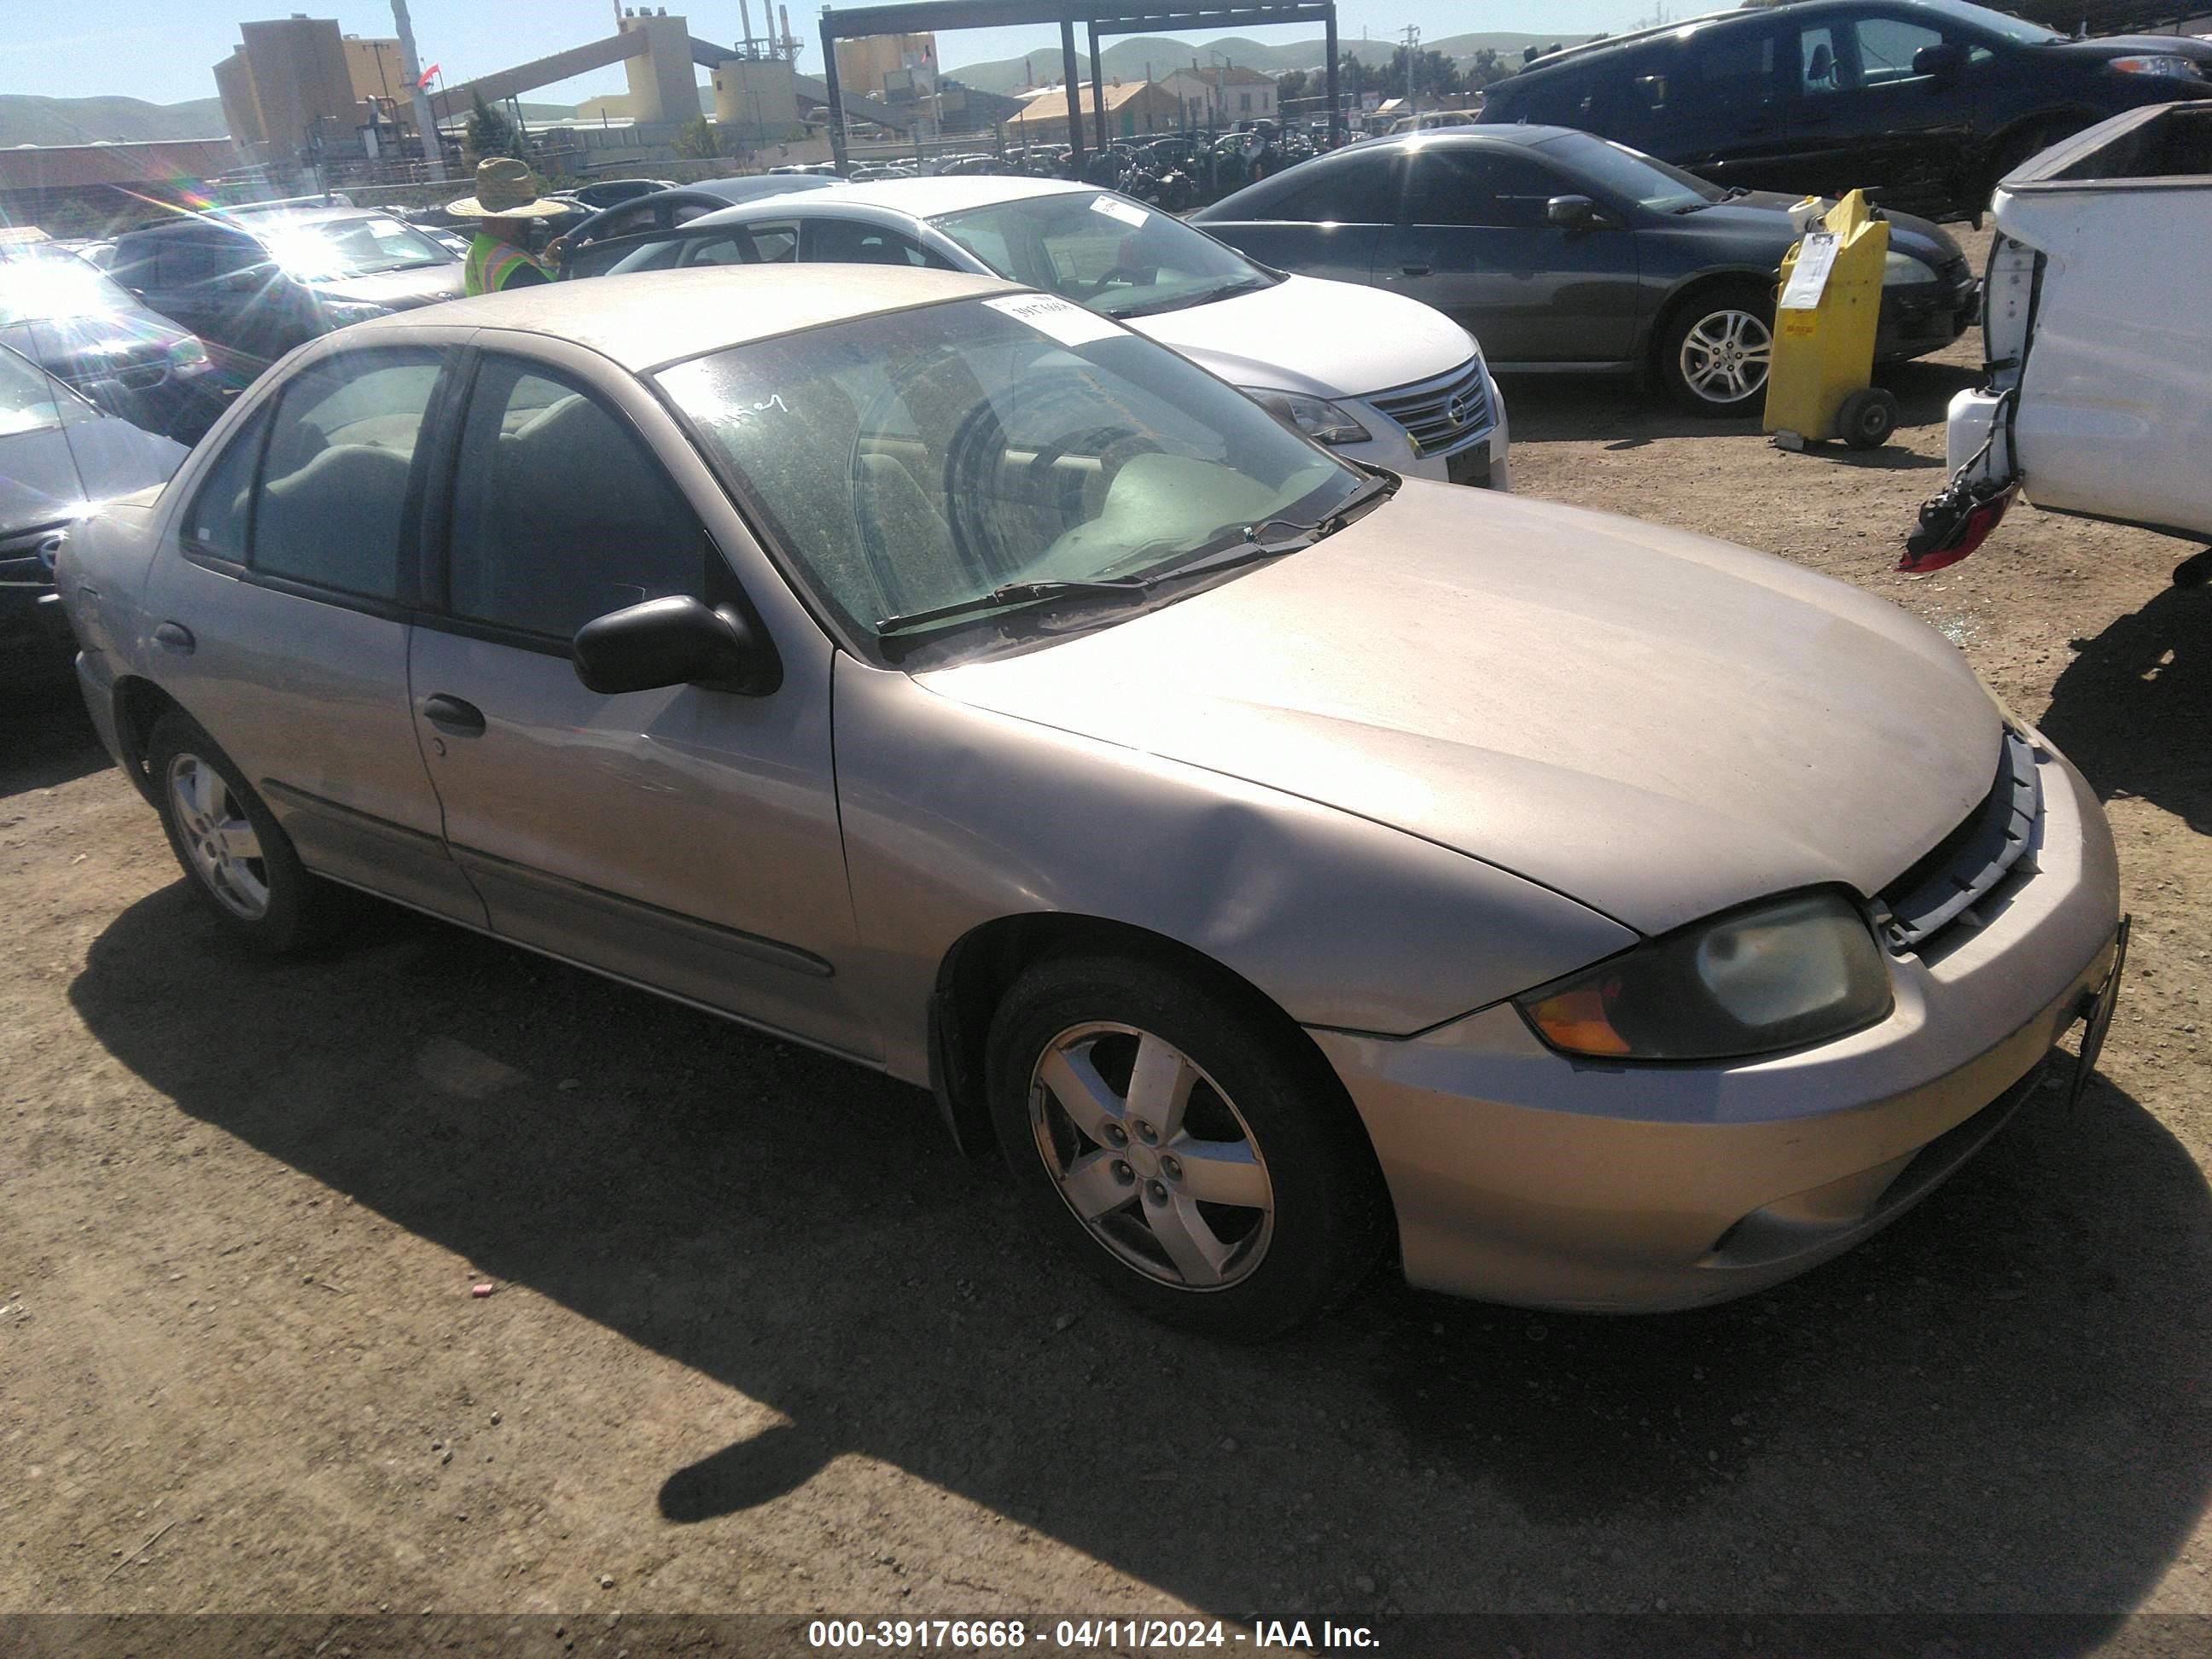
58, 266, 2125, 1339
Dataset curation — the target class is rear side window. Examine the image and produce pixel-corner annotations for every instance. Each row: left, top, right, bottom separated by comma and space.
1401, 150, 1561, 229
180, 406, 269, 560
800, 219, 946, 268
157, 232, 258, 288
1258, 153, 1398, 223
249, 348, 443, 600
444, 358, 706, 640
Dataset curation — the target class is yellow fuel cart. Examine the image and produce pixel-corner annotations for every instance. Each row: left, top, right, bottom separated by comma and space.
1764, 189, 1900, 451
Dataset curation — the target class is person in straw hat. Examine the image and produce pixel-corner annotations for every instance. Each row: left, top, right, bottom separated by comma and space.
447, 157, 575, 297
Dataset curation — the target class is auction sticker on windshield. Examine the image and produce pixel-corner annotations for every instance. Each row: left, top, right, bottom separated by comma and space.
981, 293, 1123, 346
1090, 194, 1149, 228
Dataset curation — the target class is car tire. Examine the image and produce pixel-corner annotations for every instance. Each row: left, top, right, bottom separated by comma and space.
1659, 283, 1775, 417
1987, 122, 2081, 202
985, 951, 1388, 1341
148, 710, 353, 955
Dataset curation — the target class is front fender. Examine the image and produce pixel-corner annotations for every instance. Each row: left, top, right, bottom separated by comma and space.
833, 658, 1635, 1085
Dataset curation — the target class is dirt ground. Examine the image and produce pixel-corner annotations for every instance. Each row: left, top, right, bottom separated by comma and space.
4, 230, 2209, 1655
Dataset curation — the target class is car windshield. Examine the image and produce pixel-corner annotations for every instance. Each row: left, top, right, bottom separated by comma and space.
929, 192, 1275, 319
657, 294, 1359, 658
257, 215, 450, 282
1912, 0, 2061, 44
1534, 131, 1726, 213
0, 344, 96, 437
0, 248, 140, 323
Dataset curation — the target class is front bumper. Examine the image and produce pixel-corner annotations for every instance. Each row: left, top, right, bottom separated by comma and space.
1340, 358, 1512, 492
1314, 740, 2122, 1312
1876, 274, 1980, 363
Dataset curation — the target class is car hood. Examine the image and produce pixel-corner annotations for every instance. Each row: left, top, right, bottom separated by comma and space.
0, 416, 185, 540
2043, 33, 2212, 62
312, 264, 465, 311
918, 483, 2000, 935
1126, 272, 1480, 399
1687, 194, 1961, 267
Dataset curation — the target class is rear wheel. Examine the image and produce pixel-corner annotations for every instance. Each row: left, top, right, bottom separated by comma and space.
148, 710, 352, 954
1659, 284, 1774, 416
986, 952, 1388, 1341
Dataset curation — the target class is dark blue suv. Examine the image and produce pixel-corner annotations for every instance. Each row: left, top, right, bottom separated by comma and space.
1480, 0, 2212, 221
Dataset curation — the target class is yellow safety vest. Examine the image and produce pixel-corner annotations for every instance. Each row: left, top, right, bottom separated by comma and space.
464, 235, 550, 297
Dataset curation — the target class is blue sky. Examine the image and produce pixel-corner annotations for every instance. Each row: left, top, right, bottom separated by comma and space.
8, 3, 1678, 108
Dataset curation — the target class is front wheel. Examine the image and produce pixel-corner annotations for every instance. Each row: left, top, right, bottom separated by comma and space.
986, 952, 1388, 1341
1659, 286, 1774, 416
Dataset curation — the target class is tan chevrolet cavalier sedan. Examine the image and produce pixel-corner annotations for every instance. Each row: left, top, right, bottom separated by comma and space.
57, 266, 2125, 1339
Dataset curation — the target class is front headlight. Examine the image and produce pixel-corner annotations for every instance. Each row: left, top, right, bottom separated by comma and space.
1516, 891, 1894, 1061
1883, 250, 1937, 288
2110, 55, 2206, 79
1238, 387, 1372, 445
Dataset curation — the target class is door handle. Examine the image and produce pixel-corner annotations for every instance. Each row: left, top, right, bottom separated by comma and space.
421, 694, 486, 736
152, 620, 195, 655
1399, 262, 1433, 276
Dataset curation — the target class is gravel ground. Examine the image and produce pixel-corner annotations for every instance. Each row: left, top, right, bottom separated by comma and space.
3, 243, 2208, 1654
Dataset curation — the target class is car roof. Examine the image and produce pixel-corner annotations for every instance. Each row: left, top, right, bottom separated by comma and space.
1506, 0, 1899, 78
348, 264, 1017, 372
799, 175, 1090, 217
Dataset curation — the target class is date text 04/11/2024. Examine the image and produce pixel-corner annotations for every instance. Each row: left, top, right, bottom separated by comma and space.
803, 1618, 1380, 1650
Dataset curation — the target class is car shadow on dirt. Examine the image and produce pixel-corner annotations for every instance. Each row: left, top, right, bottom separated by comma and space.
2040, 583, 2212, 835
1498, 360, 1976, 453
0, 684, 111, 797
68, 891, 2212, 1638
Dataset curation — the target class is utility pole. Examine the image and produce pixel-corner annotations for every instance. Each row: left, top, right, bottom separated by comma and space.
390, 0, 446, 182
1402, 23, 1420, 125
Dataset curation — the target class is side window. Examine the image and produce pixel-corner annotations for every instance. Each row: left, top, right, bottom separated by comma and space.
1400, 151, 1560, 229
1799, 24, 1843, 94
445, 358, 705, 641
1679, 27, 1782, 116
249, 347, 443, 601
1262, 154, 1397, 223
800, 219, 946, 268
180, 405, 270, 560
1854, 16, 1947, 86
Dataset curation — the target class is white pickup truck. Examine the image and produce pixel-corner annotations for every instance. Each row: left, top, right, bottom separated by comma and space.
1912, 100, 2212, 588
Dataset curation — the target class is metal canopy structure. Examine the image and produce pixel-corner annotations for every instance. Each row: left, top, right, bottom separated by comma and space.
817, 0, 1341, 173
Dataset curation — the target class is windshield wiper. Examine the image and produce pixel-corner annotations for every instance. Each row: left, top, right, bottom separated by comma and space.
876, 577, 1151, 636
1111, 274, 1273, 318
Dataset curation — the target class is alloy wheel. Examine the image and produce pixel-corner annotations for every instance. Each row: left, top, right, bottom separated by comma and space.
166, 753, 270, 920
1679, 307, 1773, 405
1028, 1022, 1274, 1290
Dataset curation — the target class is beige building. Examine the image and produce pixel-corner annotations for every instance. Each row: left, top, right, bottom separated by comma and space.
835, 32, 938, 98
712, 55, 806, 143
1158, 63, 1278, 127
1010, 80, 1184, 144
342, 35, 410, 108
213, 15, 379, 164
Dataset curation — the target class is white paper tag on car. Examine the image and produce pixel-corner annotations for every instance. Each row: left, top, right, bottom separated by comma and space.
1779, 230, 1840, 310
982, 293, 1123, 346
1090, 194, 1149, 228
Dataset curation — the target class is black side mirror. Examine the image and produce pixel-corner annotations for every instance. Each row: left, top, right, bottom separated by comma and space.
571, 595, 782, 696
1912, 42, 1969, 79
1546, 194, 1601, 229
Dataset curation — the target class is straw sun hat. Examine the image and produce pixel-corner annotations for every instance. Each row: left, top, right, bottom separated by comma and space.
445, 157, 573, 219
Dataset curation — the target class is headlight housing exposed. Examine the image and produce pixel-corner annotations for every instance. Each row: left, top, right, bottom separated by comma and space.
166, 335, 210, 369
1883, 250, 1937, 288
1238, 387, 1372, 445
1517, 891, 1895, 1061
2110, 55, 2206, 79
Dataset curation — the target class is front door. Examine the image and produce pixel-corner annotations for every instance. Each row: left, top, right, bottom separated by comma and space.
138, 344, 483, 923
1778, 8, 1984, 211
1377, 146, 1639, 365
405, 347, 871, 1057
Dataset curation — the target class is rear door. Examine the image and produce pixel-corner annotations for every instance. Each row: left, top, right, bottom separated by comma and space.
404, 343, 870, 1056
1377, 146, 1639, 365
139, 344, 483, 922
1633, 20, 1796, 190
1196, 147, 1397, 285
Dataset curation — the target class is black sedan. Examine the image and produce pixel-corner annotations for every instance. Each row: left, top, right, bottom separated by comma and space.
1, 242, 230, 444
556, 175, 845, 278
1, 343, 183, 692
1191, 126, 1977, 414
